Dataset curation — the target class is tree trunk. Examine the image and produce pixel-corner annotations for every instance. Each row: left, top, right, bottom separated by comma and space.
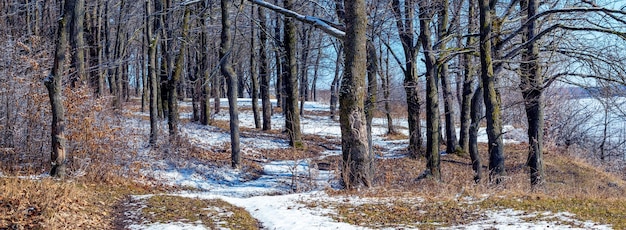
147, 0, 159, 145
69, 0, 86, 87
221, 0, 242, 168
479, 0, 505, 184
391, 0, 422, 157
330, 44, 342, 120
520, 0, 544, 188
274, 10, 283, 108
459, 0, 476, 152
436, 0, 458, 154
283, 0, 303, 148
250, 7, 261, 129
258, 6, 272, 130
340, 0, 373, 189
311, 43, 322, 102
167, 7, 190, 138
419, 0, 441, 181
381, 43, 396, 134
469, 84, 483, 182
45, 13, 69, 179
365, 41, 378, 157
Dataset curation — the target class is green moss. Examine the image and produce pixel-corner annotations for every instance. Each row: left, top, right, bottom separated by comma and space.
142, 195, 260, 229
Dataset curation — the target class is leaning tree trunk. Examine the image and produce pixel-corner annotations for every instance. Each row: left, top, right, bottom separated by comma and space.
45, 12, 69, 179
520, 0, 544, 188
479, 0, 505, 184
340, 0, 373, 189
221, 0, 241, 168
258, 6, 272, 130
283, 0, 303, 148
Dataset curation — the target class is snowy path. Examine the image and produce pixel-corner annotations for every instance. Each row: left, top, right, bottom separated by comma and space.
126, 99, 610, 230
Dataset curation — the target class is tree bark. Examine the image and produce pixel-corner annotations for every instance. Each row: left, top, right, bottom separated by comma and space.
168, 7, 190, 138
419, 0, 441, 181
365, 41, 378, 157
283, 0, 303, 148
250, 6, 261, 129
330, 44, 342, 120
147, 0, 159, 145
479, 0, 505, 184
520, 0, 544, 188
459, 0, 477, 152
200, 0, 212, 125
258, 6, 272, 130
340, 0, 373, 188
391, 0, 422, 157
221, 0, 242, 168
469, 84, 483, 182
45, 13, 69, 179
436, 0, 459, 154
69, 0, 86, 87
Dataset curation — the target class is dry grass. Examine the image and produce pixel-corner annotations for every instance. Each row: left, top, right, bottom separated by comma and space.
140, 195, 261, 229
0, 177, 152, 229
319, 143, 626, 228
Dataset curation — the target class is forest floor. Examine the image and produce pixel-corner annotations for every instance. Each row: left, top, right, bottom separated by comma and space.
2, 97, 626, 229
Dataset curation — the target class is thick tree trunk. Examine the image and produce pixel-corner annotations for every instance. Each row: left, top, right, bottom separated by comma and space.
221, 0, 242, 168
283, 0, 303, 148
45, 14, 69, 179
258, 6, 272, 130
479, 0, 505, 184
340, 0, 373, 189
419, 1, 441, 181
520, 0, 544, 188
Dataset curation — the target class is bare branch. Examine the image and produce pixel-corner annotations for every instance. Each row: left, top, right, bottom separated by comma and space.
250, 0, 345, 39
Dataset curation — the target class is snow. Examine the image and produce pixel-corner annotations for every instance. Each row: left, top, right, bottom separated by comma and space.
120, 98, 611, 229
445, 209, 611, 230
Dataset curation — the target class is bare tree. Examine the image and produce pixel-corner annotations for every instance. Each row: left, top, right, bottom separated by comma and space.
479, 0, 505, 184
45, 0, 73, 178
391, 0, 423, 157
220, 0, 241, 168
283, 0, 303, 148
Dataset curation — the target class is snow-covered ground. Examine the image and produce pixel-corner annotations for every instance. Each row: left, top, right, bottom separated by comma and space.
128, 98, 610, 230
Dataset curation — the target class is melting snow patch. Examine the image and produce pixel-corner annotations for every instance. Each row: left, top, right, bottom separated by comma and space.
446, 209, 612, 230
128, 222, 208, 230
